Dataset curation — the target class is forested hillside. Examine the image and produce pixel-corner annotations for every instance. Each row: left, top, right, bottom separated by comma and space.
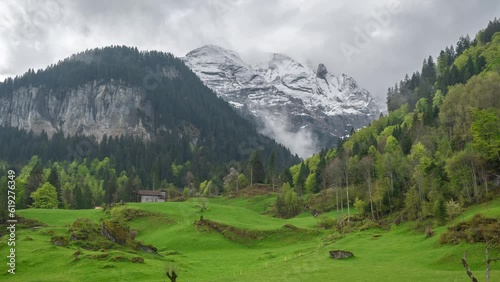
277, 19, 500, 222
0, 46, 299, 215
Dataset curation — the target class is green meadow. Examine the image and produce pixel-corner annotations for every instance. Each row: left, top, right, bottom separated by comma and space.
1, 196, 499, 281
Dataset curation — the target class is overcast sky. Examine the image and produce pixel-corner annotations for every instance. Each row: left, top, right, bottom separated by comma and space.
0, 0, 499, 103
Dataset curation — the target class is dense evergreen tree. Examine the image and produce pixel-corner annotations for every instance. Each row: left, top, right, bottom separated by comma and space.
266, 151, 277, 190
248, 150, 265, 184
47, 166, 63, 208
294, 162, 309, 196
478, 18, 500, 44
25, 162, 44, 207
73, 184, 83, 209
421, 56, 436, 84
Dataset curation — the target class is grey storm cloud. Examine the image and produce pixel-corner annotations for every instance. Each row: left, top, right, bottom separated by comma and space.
0, 0, 499, 103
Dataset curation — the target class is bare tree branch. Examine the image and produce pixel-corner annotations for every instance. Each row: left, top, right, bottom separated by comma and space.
166, 270, 178, 282
486, 241, 500, 282
487, 244, 490, 282
462, 252, 478, 282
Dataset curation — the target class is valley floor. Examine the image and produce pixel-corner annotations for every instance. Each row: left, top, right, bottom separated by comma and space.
2, 196, 500, 281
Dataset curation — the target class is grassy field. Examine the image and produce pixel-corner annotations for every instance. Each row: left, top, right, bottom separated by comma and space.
1, 196, 499, 281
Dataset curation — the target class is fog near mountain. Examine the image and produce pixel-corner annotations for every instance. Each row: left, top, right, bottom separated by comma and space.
257, 109, 318, 159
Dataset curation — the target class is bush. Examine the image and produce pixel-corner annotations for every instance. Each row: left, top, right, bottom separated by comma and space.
70, 218, 100, 241
102, 220, 134, 246
31, 182, 58, 209
317, 217, 336, 229
111, 256, 129, 262
130, 230, 138, 240
275, 182, 302, 218
425, 224, 434, 238
87, 253, 109, 260
130, 257, 144, 263
440, 214, 500, 244
445, 200, 462, 220
51, 236, 68, 246
353, 198, 367, 217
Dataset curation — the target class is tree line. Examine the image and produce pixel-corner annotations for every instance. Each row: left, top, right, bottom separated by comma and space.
0, 146, 285, 219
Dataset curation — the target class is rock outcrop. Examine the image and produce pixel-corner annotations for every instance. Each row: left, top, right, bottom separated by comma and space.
0, 80, 152, 141
329, 250, 354, 259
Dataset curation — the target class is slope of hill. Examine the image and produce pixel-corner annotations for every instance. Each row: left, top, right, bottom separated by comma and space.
284, 20, 500, 224
1, 196, 498, 281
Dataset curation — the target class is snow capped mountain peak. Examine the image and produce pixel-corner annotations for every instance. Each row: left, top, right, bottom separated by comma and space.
186, 44, 243, 63
254, 52, 310, 76
184, 45, 266, 93
183, 45, 382, 157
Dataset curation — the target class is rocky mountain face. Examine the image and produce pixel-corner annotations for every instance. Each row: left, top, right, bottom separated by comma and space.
183, 45, 383, 157
0, 46, 300, 171
0, 80, 152, 142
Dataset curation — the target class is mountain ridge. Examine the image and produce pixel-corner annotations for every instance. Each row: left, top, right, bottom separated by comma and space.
183, 45, 383, 157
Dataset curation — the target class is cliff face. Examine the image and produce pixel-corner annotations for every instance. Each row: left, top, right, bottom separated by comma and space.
0, 80, 153, 141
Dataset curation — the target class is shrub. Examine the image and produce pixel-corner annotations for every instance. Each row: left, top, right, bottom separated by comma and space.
317, 217, 336, 229
130, 256, 144, 263
111, 256, 129, 262
183, 187, 190, 198
51, 236, 68, 246
445, 200, 462, 220
440, 214, 500, 244
275, 182, 302, 218
70, 218, 100, 242
102, 220, 134, 246
425, 224, 434, 238
130, 230, 138, 240
31, 182, 58, 209
353, 198, 367, 217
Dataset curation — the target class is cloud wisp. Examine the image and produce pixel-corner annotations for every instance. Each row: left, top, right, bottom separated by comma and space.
256, 110, 318, 159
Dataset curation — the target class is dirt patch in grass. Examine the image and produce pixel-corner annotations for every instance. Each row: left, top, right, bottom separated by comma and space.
87, 253, 109, 260
18, 216, 47, 228
130, 256, 144, 263
111, 256, 129, 262
233, 184, 274, 198
112, 207, 168, 222
195, 218, 317, 244
195, 218, 265, 242
51, 235, 69, 246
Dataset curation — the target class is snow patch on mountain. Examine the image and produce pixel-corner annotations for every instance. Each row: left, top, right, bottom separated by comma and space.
183, 45, 382, 158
